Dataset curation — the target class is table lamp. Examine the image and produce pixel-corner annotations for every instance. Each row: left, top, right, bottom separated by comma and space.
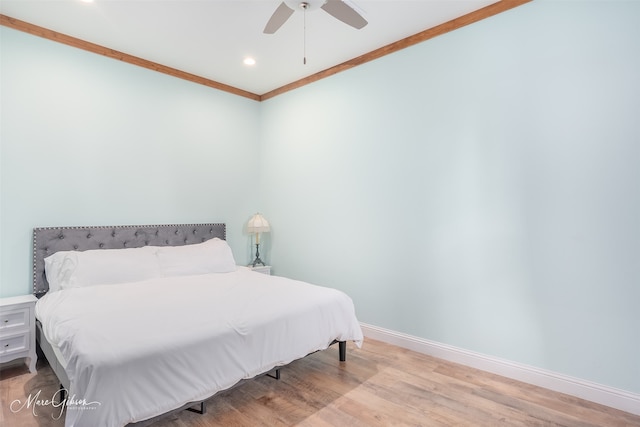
247, 213, 270, 267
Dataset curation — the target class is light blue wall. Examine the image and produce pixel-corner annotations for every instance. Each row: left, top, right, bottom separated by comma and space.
0, 27, 261, 297
259, 1, 640, 393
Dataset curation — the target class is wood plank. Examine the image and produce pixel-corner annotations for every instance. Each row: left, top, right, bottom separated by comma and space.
1, 339, 639, 426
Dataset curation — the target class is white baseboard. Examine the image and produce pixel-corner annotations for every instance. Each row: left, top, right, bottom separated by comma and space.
360, 322, 640, 416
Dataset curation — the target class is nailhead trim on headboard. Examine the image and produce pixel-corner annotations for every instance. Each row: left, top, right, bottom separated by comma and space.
32, 223, 226, 296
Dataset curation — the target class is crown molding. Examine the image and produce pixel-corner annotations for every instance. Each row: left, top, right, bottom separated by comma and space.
1, 0, 531, 102
0, 14, 261, 102
260, 0, 532, 101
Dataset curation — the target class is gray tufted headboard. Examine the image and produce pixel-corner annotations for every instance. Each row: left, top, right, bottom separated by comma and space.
32, 223, 226, 296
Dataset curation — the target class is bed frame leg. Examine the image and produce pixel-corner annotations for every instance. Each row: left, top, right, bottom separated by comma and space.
58, 384, 66, 404
339, 341, 346, 362
186, 401, 206, 414
267, 368, 281, 380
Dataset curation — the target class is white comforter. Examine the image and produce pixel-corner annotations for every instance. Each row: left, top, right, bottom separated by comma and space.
35, 268, 363, 427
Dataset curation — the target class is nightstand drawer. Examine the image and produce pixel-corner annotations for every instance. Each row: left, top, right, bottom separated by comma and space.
0, 331, 29, 355
0, 307, 29, 330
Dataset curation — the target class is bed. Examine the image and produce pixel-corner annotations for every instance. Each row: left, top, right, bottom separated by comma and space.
32, 223, 363, 427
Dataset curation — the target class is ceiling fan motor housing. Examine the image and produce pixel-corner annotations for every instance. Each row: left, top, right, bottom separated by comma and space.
284, 0, 326, 11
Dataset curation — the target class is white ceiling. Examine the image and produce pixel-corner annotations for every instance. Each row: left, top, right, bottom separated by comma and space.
1, 0, 499, 96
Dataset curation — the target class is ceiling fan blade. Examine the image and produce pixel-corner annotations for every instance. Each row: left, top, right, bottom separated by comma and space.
263, 2, 295, 34
321, 0, 368, 30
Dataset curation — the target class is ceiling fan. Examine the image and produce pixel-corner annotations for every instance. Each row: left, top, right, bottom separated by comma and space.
263, 0, 368, 34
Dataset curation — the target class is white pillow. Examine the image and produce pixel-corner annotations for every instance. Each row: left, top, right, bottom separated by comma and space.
44, 245, 161, 291
44, 251, 78, 293
156, 238, 237, 277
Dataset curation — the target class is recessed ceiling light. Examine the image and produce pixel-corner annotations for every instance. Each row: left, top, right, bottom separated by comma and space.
243, 57, 256, 66
80, 0, 94, 3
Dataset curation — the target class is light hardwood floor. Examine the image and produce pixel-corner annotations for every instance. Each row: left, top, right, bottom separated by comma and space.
1, 338, 639, 426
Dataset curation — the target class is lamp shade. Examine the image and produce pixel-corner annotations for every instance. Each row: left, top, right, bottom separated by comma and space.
247, 213, 270, 233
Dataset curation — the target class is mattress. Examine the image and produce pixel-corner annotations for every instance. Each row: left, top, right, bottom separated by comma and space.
35, 267, 363, 427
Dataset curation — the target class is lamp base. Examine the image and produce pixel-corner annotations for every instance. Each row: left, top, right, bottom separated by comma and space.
251, 243, 266, 267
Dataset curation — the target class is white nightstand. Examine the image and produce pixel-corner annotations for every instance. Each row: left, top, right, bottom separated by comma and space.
249, 265, 271, 275
0, 294, 38, 373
